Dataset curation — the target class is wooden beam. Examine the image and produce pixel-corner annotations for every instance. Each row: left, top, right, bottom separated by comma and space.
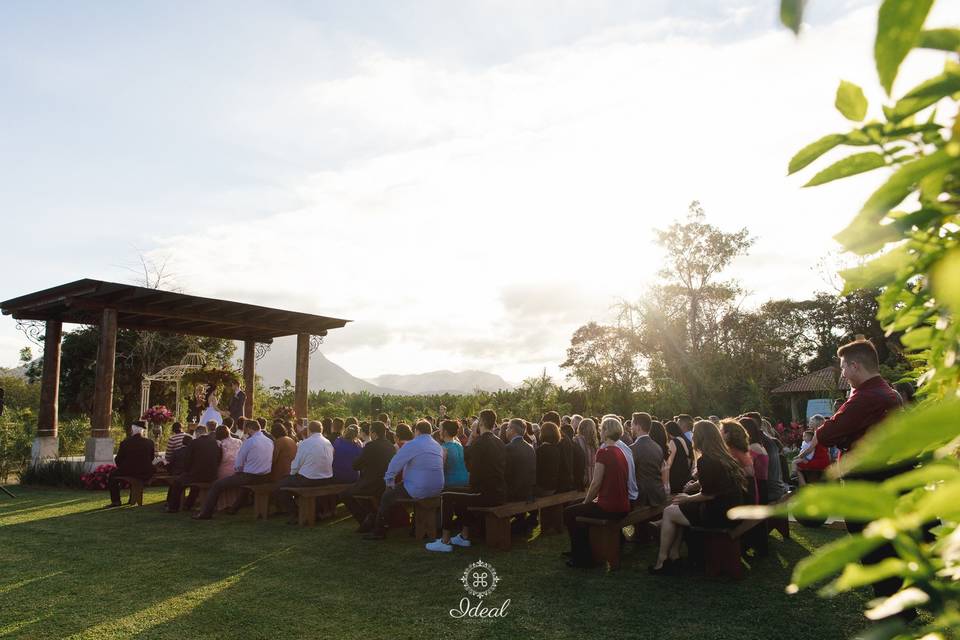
37, 320, 62, 438
66, 297, 329, 337
243, 340, 256, 419
12, 311, 277, 343
91, 308, 117, 438
294, 333, 309, 421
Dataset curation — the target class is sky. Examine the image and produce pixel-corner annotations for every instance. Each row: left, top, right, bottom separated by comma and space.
2, 0, 959, 385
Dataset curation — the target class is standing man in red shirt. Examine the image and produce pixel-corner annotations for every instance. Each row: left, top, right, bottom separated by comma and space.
811, 338, 907, 616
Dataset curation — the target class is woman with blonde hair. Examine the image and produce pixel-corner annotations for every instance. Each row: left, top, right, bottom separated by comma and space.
649, 420, 746, 574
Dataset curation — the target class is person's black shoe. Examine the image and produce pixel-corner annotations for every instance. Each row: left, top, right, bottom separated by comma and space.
648, 559, 675, 575
363, 528, 387, 540
102, 503, 122, 509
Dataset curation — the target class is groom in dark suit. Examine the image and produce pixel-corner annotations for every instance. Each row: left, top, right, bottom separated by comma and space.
228, 381, 246, 422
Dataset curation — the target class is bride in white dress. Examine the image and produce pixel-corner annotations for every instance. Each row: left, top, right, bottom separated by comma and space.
198, 392, 223, 426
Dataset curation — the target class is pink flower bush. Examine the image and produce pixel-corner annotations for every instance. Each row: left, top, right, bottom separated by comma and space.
142, 405, 173, 424
80, 464, 123, 491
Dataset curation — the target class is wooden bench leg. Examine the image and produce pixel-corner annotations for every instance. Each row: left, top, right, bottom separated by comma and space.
768, 517, 790, 540
299, 496, 317, 526
540, 504, 563, 534
484, 514, 512, 551
704, 534, 743, 579
414, 504, 438, 540
253, 491, 270, 520
589, 524, 622, 569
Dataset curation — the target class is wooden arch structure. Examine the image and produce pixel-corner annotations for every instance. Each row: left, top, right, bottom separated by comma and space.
1, 279, 350, 469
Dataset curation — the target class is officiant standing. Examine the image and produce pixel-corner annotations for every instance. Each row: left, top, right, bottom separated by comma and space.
228, 380, 246, 423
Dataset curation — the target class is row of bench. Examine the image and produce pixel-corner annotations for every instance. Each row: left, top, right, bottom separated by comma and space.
117, 474, 789, 576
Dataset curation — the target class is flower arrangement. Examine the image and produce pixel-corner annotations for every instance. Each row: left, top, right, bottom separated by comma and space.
181, 368, 240, 388
142, 405, 173, 424
80, 464, 121, 491
272, 405, 296, 422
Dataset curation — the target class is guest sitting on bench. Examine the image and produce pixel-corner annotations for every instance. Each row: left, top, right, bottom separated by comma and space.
440, 420, 469, 490
561, 416, 631, 568
103, 420, 156, 509
342, 421, 395, 533
649, 420, 746, 575
273, 420, 336, 524
193, 419, 274, 520
426, 409, 506, 552
165, 423, 222, 513
630, 412, 667, 507
364, 419, 444, 540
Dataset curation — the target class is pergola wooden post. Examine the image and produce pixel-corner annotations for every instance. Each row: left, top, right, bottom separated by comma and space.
294, 333, 310, 421
243, 340, 256, 419
84, 308, 118, 470
32, 319, 62, 461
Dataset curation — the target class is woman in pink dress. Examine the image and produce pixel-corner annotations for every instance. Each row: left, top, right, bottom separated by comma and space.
214, 424, 243, 512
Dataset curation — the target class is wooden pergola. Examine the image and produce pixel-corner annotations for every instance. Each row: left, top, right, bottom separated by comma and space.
1, 279, 350, 468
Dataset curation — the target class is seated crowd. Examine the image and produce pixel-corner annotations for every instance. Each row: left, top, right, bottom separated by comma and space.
104, 404, 794, 569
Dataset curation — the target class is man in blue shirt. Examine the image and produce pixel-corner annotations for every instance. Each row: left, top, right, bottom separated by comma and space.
364, 419, 443, 540
193, 419, 274, 520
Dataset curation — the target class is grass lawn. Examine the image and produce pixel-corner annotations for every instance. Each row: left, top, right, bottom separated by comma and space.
1, 485, 874, 640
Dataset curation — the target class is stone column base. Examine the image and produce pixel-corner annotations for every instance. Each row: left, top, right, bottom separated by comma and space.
31, 436, 59, 463
84, 437, 115, 472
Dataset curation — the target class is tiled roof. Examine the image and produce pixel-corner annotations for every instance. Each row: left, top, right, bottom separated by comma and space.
771, 366, 850, 394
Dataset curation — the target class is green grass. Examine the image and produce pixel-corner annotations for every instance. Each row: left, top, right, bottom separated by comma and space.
0, 486, 873, 640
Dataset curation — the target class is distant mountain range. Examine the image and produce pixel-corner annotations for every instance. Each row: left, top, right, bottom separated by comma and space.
254, 338, 511, 395
366, 370, 514, 395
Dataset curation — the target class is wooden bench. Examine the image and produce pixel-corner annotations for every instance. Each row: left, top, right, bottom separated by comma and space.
354, 494, 415, 530
397, 496, 441, 540
113, 476, 146, 506
577, 503, 666, 570
149, 473, 174, 486
469, 491, 585, 551
242, 483, 279, 520
281, 484, 353, 526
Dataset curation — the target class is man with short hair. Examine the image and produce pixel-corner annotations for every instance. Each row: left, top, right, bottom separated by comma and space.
273, 421, 335, 524
426, 409, 506, 552
103, 421, 156, 508
364, 420, 444, 540
164, 422, 189, 468
228, 380, 246, 423
630, 412, 667, 507
342, 421, 395, 531
814, 339, 906, 614
165, 424, 221, 513
504, 418, 536, 502
193, 419, 274, 519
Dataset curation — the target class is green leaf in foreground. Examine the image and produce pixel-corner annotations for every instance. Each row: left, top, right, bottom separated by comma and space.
804, 152, 885, 186
875, 0, 935, 94
789, 533, 885, 590
837, 399, 960, 474
788, 482, 898, 522
834, 150, 954, 253
917, 28, 960, 53
932, 248, 960, 314
880, 461, 960, 493
835, 80, 869, 121
788, 133, 846, 175
780, 0, 806, 35
824, 558, 909, 595
891, 71, 960, 120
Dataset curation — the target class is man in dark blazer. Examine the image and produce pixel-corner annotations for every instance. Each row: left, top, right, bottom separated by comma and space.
341, 421, 396, 531
165, 424, 222, 513
504, 418, 536, 502
630, 412, 667, 507
104, 421, 156, 508
228, 381, 246, 422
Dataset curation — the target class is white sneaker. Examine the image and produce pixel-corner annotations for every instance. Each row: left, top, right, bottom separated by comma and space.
425, 539, 453, 552
450, 534, 472, 548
